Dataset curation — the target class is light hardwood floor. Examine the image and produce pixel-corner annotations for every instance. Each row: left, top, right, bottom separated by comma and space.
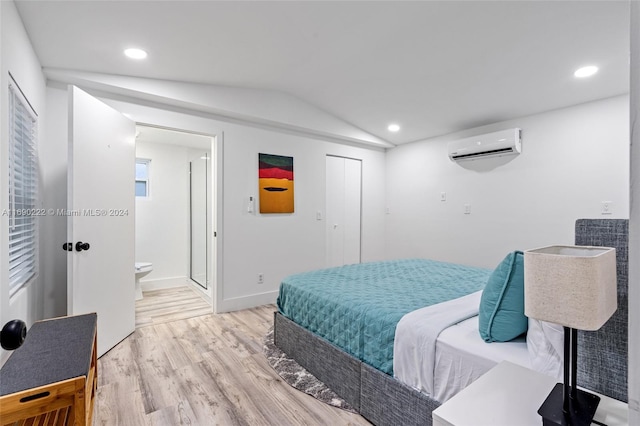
95, 303, 371, 425
135, 286, 212, 328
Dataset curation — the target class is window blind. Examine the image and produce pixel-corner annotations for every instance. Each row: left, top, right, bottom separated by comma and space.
8, 80, 38, 295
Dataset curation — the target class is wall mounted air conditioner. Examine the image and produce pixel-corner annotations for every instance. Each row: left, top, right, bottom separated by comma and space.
448, 128, 521, 162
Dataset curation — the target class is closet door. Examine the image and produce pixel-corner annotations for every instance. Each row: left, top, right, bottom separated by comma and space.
326, 156, 362, 267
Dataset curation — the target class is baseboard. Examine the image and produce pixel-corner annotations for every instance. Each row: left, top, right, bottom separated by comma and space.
140, 276, 188, 292
216, 290, 278, 313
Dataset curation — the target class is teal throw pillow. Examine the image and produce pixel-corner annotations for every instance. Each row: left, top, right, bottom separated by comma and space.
479, 251, 528, 342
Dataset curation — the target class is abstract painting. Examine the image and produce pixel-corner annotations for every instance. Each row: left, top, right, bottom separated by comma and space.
259, 153, 294, 213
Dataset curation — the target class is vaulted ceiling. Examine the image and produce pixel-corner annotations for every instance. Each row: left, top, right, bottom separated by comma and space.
15, 1, 630, 146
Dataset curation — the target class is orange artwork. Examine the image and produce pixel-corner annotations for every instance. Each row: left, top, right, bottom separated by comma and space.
259, 153, 294, 213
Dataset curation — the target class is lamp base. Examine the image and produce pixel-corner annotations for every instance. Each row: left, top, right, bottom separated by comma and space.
538, 383, 601, 426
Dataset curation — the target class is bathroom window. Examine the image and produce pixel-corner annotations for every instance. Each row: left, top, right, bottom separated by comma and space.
135, 158, 150, 197
8, 76, 39, 296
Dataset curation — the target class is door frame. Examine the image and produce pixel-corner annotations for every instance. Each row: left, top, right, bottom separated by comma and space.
134, 122, 222, 312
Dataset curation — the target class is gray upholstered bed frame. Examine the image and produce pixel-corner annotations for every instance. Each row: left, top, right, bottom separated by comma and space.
273, 219, 629, 425
273, 312, 439, 425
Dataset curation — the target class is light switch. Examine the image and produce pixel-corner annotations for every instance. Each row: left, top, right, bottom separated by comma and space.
601, 201, 612, 215
440, 192, 447, 202
464, 204, 471, 214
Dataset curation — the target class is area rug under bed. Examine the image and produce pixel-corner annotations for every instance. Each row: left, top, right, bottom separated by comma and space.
262, 327, 357, 413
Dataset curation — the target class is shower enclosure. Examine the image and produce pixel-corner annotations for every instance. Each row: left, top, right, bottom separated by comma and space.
190, 151, 210, 289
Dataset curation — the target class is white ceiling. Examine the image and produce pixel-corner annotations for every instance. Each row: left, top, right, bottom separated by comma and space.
14, 1, 630, 145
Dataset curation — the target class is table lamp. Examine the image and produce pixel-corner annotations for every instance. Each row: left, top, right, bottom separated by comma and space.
524, 245, 617, 426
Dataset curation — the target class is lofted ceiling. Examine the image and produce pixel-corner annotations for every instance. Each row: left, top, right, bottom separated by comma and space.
14, 1, 630, 146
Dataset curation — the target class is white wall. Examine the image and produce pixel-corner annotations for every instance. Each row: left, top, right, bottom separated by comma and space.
135, 141, 190, 289
0, 1, 47, 364
43, 83, 388, 313
385, 95, 630, 269
628, 1, 639, 421
219, 121, 387, 305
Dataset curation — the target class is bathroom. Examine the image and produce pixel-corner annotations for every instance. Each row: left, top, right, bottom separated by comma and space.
134, 125, 214, 326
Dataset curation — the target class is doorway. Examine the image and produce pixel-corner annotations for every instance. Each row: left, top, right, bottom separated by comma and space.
134, 125, 215, 326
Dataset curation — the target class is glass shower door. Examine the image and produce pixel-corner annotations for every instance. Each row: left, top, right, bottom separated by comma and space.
190, 153, 209, 288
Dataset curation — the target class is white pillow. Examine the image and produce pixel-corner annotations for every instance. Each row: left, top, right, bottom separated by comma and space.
526, 318, 563, 380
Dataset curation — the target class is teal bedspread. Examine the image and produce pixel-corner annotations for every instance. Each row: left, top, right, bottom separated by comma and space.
277, 259, 491, 375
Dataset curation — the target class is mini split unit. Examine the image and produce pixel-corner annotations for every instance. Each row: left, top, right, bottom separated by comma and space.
448, 128, 522, 162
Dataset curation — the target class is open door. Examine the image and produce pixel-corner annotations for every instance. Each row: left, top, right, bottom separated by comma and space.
67, 86, 136, 357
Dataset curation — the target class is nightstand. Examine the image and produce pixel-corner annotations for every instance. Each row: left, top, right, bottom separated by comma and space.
432, 361, 628, 426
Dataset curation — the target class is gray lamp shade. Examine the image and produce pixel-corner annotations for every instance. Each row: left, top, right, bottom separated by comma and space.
524, 245, 617, 331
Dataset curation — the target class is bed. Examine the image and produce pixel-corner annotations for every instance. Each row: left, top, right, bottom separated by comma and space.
277, 258, 492, 376
274, 256, 533, 425
273, 219, 628, 426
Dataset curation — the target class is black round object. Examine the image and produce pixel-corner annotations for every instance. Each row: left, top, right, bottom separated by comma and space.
1, 319, 27, 350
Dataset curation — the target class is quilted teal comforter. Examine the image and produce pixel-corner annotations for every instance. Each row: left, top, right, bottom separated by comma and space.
277, 259, 491, 375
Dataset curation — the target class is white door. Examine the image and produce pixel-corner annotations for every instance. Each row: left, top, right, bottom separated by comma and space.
67, 86, 136, 357
342, 158, 362, 265
326, 156, 362, 267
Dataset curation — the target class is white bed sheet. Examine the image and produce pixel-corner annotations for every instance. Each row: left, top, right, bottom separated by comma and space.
393, 291, 483, 399
394, 292, 532, 403
433, 315, 530, 402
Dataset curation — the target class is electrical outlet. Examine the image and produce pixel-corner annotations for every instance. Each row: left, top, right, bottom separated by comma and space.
257, 273, 264, 284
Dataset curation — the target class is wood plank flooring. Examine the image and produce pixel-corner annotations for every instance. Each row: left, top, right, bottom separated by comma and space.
96, 303, 371, 425
135, 286, 212, 328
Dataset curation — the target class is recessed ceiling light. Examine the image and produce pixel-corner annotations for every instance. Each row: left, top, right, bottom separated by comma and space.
124, 48, 148, 60
574, 65, 598, 78
388, 124, 400, 132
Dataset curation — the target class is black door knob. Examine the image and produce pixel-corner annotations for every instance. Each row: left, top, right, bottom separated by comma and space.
75, 241, 90, 252
62, 242, 73, 251
0, 319, 27, 350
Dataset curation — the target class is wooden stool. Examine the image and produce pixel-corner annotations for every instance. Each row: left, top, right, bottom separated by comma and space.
0, 313, 97, 426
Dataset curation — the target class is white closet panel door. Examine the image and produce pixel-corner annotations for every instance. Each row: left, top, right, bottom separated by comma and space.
325, 156, 362, 267
343, 158, 362, 265
326, 156, 345, 267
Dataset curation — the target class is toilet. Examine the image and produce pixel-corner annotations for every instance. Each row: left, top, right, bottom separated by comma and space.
135, 262, 153, 301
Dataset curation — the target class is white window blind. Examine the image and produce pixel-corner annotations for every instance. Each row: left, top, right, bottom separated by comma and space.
8, 79, 38, 295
